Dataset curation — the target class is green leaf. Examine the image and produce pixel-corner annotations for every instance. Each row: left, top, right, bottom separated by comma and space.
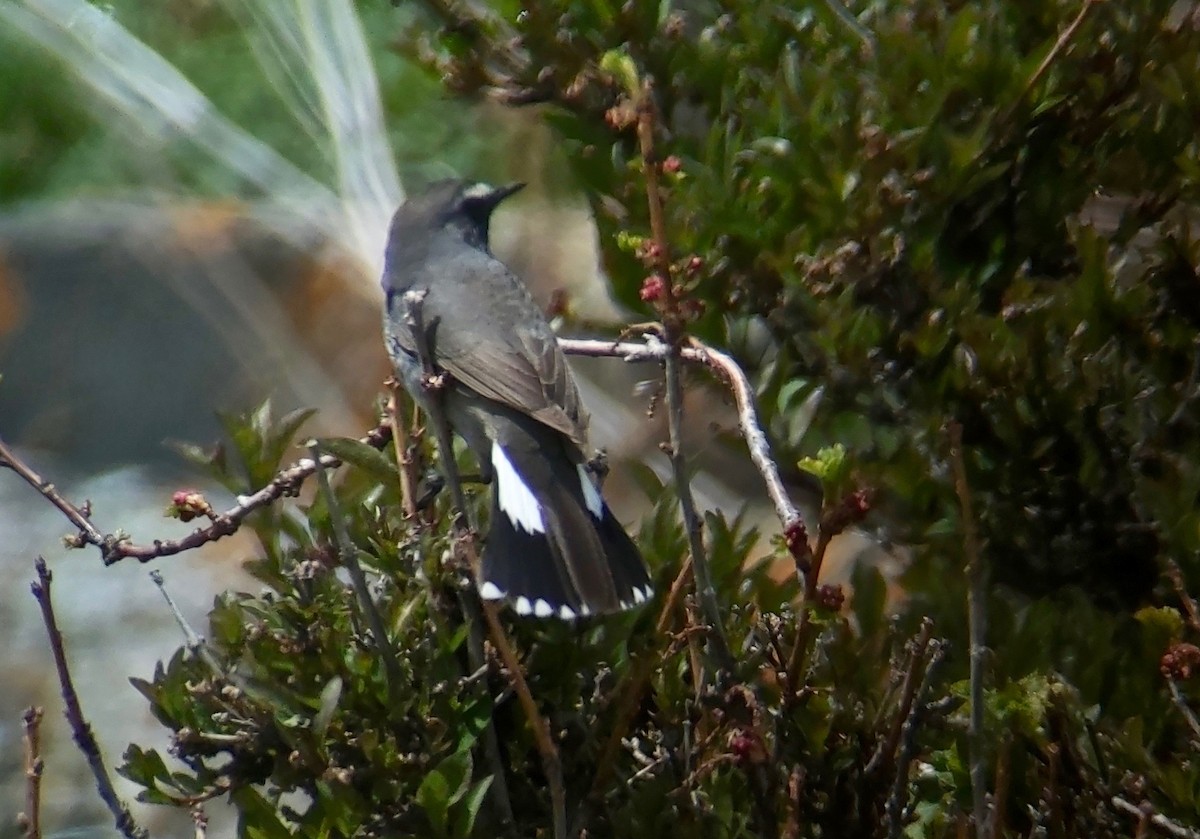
314, 436, 398, 486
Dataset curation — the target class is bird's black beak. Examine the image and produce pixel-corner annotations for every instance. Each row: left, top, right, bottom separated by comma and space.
492, 181, 526, 204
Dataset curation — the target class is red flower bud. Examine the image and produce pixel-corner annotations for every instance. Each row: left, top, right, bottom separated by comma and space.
662, 155, 683, 174
640, 274, 666, 302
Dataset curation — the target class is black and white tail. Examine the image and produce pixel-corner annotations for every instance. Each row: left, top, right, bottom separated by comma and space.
479, 440, 653, 619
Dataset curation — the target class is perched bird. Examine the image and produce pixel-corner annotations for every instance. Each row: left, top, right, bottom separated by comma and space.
381, 179, 653, 619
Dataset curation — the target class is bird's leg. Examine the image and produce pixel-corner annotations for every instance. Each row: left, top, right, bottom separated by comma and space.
612, 320, 666, 348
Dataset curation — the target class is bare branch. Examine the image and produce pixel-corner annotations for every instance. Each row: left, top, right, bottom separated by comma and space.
0, 437, 109, 550
949, 421, 990, 838
1167, 560, 1200, 636
1112, 796, 1200, 839
885, 636, 947, 839
0, 426, 392, 565
558, 338, 802, 537
18, 706, 44, 839
30, 558, 147, 839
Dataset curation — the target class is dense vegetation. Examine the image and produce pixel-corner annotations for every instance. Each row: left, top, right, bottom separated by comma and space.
7, 1, 1200, 837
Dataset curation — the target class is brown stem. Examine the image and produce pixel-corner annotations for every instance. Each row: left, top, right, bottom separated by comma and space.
784, 529, 833, 699
30, 558, 147, 839
1111, 797, 1200, 839
885, 637, 947, 839
386, 381, 420, 521
1167, 560, 1200, 635
949, 421, 990, 838
19, 706, 44, 839
0, 437, 108, 549
635, 82, 734, 673
1, 426, 392, 565
402, 290, 555, 837
1166, 678, 1200, 748
865, 617, 934, 777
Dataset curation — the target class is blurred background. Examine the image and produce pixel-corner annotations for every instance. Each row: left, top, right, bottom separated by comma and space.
0, 3, 851, 835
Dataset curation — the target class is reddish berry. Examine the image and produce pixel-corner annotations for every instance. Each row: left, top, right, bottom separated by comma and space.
1162, 643, 1200, 680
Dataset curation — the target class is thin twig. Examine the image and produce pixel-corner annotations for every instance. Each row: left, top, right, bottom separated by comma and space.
949, 421, 989, 839
990, 737, 1011, 839
7, 335, 787, 579
1167, 560, 1200, 635
885, 637, 947, 839
386, 381, 421, 521
18, 706, 44, 839
866, 617, 934, 777
784, 529, 833, 699
149, 569, 225, 675
30, 558, 147, 839
0, 426, 392, 565
403, 290, 558, 838
559, 338, 801, 536
635, 80, 734, 674
307, 442, 406, 706
0, 436, 108, 549
1016, 0, 1100, 106
1112, 797, 1200, 839
1166, 679, 1200, 748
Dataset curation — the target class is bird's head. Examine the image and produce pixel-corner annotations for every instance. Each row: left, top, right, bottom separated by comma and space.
389, 179, 526, 253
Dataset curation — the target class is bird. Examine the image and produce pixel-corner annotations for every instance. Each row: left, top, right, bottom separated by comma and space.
380, 179, 653, 619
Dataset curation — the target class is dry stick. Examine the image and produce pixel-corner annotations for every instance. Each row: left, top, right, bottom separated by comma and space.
990, 737, 1011, 839
1112, 796, 1200, 839
149, 570, 226, 676
865, 617, 934, 777
1167, 559, 1200, 635
0, 427, 392, 565
18, 706, 44, 839
386, 382, 421, 521
1016, 0, 1100, 106
402, 290, 562, 839
0, 436, 109, 549
949, 421, 989, 839
307, 442, 405, 705
635, 81, 734, 673
1166, 679, 1200, 748
559, 338, 802, 540
783, 529, 833, 700
29, 558, 147, 839
885, 637, 947, 839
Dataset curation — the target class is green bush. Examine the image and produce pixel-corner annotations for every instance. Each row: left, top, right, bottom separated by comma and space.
16, 0, 1200, 836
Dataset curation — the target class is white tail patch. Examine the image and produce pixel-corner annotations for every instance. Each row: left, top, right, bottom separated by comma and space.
479, 581, 505, 600
577, 464, 604, 519
492, 441, 545, 533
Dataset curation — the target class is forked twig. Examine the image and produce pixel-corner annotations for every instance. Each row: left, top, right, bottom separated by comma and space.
1111, 796, 1200, 839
